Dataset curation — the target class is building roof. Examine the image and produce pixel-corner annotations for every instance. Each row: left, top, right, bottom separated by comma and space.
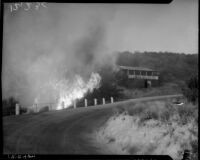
118, 65, 157, 72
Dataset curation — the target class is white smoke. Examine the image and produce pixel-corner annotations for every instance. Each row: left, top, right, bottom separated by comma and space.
2, 4, 117, 107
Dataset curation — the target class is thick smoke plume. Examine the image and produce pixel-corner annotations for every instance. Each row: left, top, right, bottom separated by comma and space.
2, 4, 117, 107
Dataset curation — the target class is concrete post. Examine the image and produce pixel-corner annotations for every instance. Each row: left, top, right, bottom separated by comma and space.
94, 98, 97, 106
73, 100, 76, 109
111, 97, 114, 103
15, 103, 20, 115
34, 103, 38, 112
84, 99, 87, 107
102, 98, 105, 105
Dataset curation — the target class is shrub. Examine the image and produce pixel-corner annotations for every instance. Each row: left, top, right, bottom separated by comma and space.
182, 74, 198, 104
20, 107, 27, 114
126, 102, 146, 116
39, 106, 49, 113
177, 103, 197, 124
115, 105, 126, 114
2, 97, 19, 116
190, 140, 198, 160
160, 110, 170, 122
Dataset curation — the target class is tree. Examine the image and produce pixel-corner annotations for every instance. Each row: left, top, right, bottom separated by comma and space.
115, 69, 129, 88
2, 97, 18, 116
84, 64, 123, 104
182, 74, 198, 104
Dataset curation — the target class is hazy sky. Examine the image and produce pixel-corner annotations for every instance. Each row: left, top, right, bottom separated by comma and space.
106, 0, 198, 53
4, 0, 198, 54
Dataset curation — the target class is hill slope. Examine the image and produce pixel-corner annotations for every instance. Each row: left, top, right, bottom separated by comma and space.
116, 51, 198, 84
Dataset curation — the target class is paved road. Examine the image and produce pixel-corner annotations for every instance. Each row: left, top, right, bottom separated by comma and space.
3, 94, 182, 154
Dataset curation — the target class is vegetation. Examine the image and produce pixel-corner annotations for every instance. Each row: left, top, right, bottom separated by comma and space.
81, 64, 123, 105
78, 51, 198, 105
116, 51, 198, 85
182, 74, 198, 104
2, 97, 26, 116
96, 99, 198, 159
114, 100, 198, 125
2, 97, 18, 116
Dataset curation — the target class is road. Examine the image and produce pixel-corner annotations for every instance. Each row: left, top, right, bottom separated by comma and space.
3, 94, 182, 154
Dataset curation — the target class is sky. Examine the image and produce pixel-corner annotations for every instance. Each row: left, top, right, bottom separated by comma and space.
4, 0, 198, 54
2, 0, 198, 105
106, 0, 198, 53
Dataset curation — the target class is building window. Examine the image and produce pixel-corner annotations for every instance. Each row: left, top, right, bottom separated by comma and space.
135, 70, 140, 75
129, 70, 134, 75
147, 71, 152, 76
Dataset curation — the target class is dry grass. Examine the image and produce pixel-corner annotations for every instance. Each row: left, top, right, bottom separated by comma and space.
115, 100, 198, 126
98, 99, 198, 160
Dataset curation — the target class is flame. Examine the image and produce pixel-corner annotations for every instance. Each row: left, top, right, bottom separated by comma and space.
54, 72, 101, 110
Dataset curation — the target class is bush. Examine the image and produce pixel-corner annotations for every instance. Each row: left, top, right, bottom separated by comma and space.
39, 106, 49, 113
177, 103, 197, 125
182, 74, 198, 104
2, 97, 19, 116
20, 107, 27, 114
84, 65, 123, 102
126, 102, 146, 116
190, 140, 198, 160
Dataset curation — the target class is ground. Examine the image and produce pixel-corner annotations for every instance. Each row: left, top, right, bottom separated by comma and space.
4, 94, 196, 158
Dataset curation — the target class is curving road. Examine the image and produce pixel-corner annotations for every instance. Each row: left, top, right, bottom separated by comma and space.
3, 94, 182, 154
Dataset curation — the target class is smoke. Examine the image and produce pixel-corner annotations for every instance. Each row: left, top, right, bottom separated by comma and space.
2, 3, 118, 107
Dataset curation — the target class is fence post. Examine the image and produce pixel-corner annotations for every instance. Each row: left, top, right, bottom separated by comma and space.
94, 98, 97, 106
111, 97, 114, 103
34, 103, 38, 112
15, 103, 20, 115
73, 100, 76, 109
102, 98, 105, 105
85, 99, 87, 107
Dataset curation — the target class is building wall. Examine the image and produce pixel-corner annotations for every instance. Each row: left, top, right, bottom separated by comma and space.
127, 79, 159, 88
120, 69, 159, 88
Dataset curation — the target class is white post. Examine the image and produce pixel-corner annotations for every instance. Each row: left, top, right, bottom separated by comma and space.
94, 98, 97, 106
73, 100, 76, 109
15, 103, 20, 115
111, 97, 114, 103
102, 98, 105, 105
34, 103, 38, 112
84, 99, 88, 107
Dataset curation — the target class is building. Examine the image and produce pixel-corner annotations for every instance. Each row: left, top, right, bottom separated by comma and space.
118, 65, 160, 88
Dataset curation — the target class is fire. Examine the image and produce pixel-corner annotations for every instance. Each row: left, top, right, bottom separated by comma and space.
54, 72, 101, 110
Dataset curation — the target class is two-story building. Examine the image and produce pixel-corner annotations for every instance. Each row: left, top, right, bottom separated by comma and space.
118, 65, 160, 88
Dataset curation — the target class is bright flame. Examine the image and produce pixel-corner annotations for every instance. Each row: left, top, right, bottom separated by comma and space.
54, 72, 101, 110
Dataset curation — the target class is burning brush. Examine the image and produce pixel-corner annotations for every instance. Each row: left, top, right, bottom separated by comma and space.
52, 72, 101, 110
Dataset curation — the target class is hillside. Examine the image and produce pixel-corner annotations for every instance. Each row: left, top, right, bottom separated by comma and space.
116, 51, 198, 85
